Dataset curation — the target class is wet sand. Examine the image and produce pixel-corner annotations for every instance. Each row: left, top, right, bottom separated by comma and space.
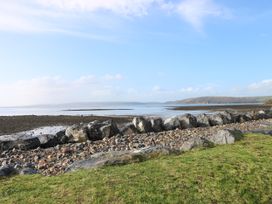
0, 115, 132, 135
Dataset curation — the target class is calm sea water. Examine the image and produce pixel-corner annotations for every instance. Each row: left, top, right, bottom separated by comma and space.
0, 102, 204, 117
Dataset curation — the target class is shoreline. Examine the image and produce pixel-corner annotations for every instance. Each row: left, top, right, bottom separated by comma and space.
0, 115, 132, 135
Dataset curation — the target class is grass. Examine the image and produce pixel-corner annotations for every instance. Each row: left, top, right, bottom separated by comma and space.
1, 134, 272, 203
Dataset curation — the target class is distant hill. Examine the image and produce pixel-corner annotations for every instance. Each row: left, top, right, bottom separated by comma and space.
170, 96, 272, 104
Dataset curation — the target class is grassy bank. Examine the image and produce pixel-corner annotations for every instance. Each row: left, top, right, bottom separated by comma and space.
1, 134, 272, 203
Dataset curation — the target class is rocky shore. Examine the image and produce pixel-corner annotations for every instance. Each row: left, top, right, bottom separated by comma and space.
1, 110, 272, 177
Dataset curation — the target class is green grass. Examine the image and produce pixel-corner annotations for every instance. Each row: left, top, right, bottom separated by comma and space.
1, 134, 272, 204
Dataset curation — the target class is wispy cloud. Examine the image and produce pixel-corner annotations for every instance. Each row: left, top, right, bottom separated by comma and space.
0, 0, 232, 35
177, 0, 231, 31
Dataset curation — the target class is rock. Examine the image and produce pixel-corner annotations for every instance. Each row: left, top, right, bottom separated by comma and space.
66, 146, 179, 172
219, 111, 234, 124
132, 117, 152, 133
196, 114, 211, 127
65, 124, 89, 143
100, 121, 119, 139
0, 165, 18, 177
163, 117, 181, 130
87, 120, 103, 141
208, 114, 225, 126
120, 123, 138, 135
208, 129, 243, 145
250, 129, 272, 136
236, 113, 252, 123
38, 131, 68, 148
150, 118, 163, 132
180, 137, 213, 152
19, 168, 39, 175
179, 114, 197, 129
87, 120, 119, 140
0, 137, 41, 152
253, 110, 269, 120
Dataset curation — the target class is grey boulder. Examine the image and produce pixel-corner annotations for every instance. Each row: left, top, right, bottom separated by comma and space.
163, 117, 181, 130
196, 114, 211, 127
179, 114, 197, 129
120, 123, 138, 135
66, 146, 179, 172
65, 124, 89, 143
208, 129, 243, 145
150, 118, 163, 132
132, 117, 152, 133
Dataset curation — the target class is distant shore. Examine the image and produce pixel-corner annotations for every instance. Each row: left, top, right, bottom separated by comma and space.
169, 104, 272, 112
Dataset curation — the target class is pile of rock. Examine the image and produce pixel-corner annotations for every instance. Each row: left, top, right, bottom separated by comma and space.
1, 118, 272, 177
1, 110, 272, 153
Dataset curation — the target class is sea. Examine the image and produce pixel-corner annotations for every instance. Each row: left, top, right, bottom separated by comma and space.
0, 102, 205, 117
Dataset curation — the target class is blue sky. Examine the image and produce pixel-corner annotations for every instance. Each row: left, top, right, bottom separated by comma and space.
0, 0, 272, 106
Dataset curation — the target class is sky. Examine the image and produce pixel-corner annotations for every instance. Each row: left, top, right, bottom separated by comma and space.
0, 0, 272, 106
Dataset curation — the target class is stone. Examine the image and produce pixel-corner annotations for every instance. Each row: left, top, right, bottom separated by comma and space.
120, 123, 138, 135
208, 129, 243, 145
196, 114, 211, 127
132, 117, 152, 133
150, 118, 163, 132
208, 114, 225, 126
179, 114, 197, 129
0, 138, 41, 152
0, 165, 18, 177
66, 146, 179, 172
87, 120, 119, 140
253, 110, 269, 120
219, 111, 234, 124
38, 131, 68, 148
163, 117, 181, 131
180, 137, 212, 152
65, 124, 89, 143
19, 168, 39, 175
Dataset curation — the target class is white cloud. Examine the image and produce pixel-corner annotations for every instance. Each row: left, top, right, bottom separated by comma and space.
0, 0, 231, 34
177, 0, 230, 31
247, 79, 272, 95
38, 0, 161, 16
103, 74, 123, 81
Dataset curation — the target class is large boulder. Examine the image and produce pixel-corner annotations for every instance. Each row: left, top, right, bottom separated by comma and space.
219, 111, 234, 124
38, 131, 68, 148
99, 121, 119, 139
208, 114, 225, 126
66, 146, 179, 172
88, 120, 119, 140
0, 137, 41, 152
132, 117, 152, 133
196, 114, 210, 127
150, 118, 163, 132
120, 123, 139, 135
207, 129, 243, 145
236, 113, 253, 123
253, 110, 269, 120
65, 124, 89, 143
163, 117, 181, 130
179, 114, 197, 129
0, 165, 18, 177
180, 137, 213, 152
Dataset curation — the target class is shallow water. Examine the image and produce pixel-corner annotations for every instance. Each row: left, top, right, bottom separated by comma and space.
0, 102, 204, 117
